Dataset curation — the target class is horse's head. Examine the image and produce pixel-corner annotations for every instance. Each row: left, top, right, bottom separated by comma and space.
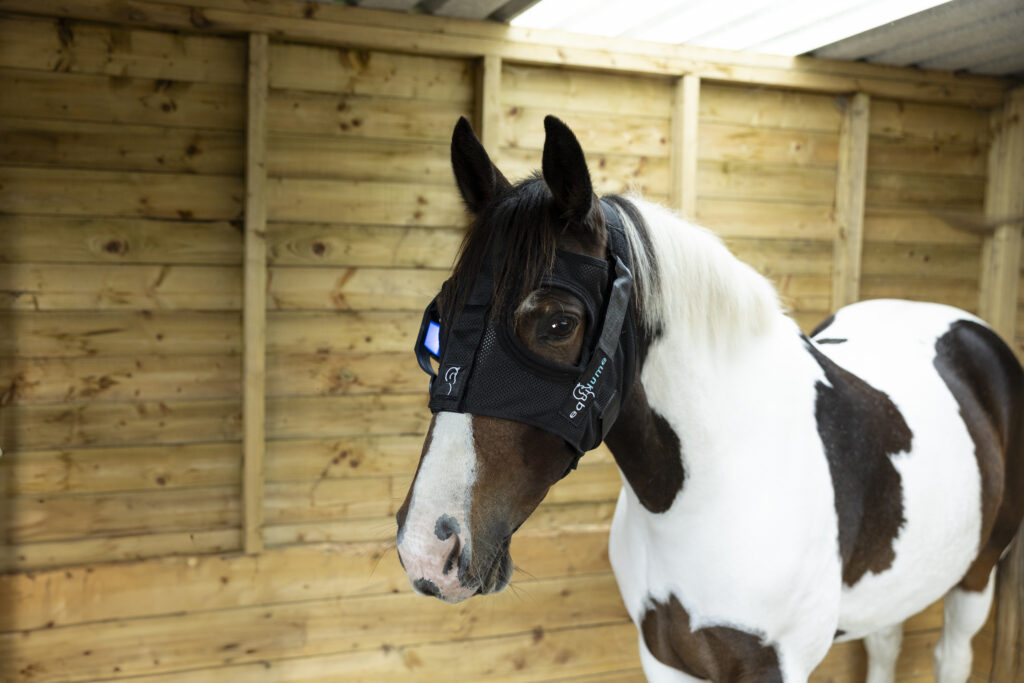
395, 116, 636, 602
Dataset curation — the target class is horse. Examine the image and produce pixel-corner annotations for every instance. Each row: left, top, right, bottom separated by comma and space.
394, 115, 1024, 682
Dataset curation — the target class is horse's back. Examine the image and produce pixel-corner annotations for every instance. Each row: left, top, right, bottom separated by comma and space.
812, 299, 1024, 635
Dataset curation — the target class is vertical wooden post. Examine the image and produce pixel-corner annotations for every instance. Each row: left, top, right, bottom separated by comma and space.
986, 86, 1024, 683
831, 92, 870, 311
243, 32, 268, 555
670, 74, 700, 217
476, 54, 502, 156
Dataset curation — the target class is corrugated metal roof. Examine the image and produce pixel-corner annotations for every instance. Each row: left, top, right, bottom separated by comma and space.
810, 0, 1024, 78
345, 0, 1024, 79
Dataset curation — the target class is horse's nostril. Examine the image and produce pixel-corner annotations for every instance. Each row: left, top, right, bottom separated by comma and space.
413, 578, 441, 598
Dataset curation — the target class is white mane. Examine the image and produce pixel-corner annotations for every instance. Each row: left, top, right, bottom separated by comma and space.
614, 196, 784, 349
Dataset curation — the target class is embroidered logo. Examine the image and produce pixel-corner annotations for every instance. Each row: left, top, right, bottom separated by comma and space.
443, 366, 461, 396
568, 357, 607, 419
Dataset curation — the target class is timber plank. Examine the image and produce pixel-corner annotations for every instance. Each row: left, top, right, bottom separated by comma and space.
502, 63, 673, 118
2, 442, 240, 495
0, 398, 241, 451
63, 621, 639, 682
5, 485, 239, 544
265, 393, 428, 439
267, 135, 453, 184
0, 311, 241, 357
0, 263, 241, 311
865, 170, 985, 208
698, 161, 836, 204
0, 14, 245, 84
698, 199, 836, 242
726, 238, 834, 277
267, 88, 471, 142
267, 311, 416, 355
269, 41, 474, 103
701, 83, 842, 133
868, 136, 986, 177
267, 266, 445, 311
0, 312, 241, 356
502, 106, 669, 157
0, 215, 243, 265
264, 435, 421, 482
862, 208, 984, 246
0, 354, 241, 405
0, 573, 629, 681
861, 241, 982, 279
0, 117, 244, 175
0, 167, 243, 220
1, 263, 451, 311
0, 68, 244, 130
1, 528, 240, 573
700, 122, 839, 168
267, 177, 465, 227
0, 533, 601, 631
265, 222, 462, 268
871, 99, 991, 146
266, 351, 422, 397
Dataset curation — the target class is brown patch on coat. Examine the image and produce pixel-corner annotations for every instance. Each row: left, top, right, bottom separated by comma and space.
804, 337, 913, 586
933, 320, 1024, 591
641, 594, 782, 682
604, 382, 684, 514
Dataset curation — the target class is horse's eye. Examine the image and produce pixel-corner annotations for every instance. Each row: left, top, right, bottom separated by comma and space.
547, 315, 578, 339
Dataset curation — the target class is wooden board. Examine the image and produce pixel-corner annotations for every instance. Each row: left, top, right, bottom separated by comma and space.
0, 311, 241, 357
0, 398, 242, 451
0, 68, 244, 130
0, 215, 243, 265
265, 222, 461, 269
0, 354, 241, 405
0, 117, 244, 175
0, 14, 245, 84
0, 167, 243, 220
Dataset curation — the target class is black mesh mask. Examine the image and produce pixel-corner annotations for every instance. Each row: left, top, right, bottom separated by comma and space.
414, 200, 637, 469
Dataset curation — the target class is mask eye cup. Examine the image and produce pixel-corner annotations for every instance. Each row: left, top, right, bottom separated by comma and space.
415, 297, 441, 377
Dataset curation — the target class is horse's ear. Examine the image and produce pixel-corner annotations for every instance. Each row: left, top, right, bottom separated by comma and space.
451, 116, 510, 215
542, 115, 598, 225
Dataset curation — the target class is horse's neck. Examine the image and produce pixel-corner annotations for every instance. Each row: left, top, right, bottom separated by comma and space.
606, 201, 810, 511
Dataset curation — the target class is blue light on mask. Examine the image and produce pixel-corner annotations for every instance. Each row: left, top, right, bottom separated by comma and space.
424, 320, 441, 357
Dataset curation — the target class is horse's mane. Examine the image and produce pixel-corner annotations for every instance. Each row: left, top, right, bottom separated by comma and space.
446, 175, 779, 347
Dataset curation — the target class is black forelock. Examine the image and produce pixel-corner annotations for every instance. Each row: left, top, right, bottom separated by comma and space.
447, 173, 587, 321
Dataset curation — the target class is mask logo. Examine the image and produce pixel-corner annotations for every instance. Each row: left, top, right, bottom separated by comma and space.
568, 357, 608, 419
443, 366, 461, 396
572, 383, 595, 402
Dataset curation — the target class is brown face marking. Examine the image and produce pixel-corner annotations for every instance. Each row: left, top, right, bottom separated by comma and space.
468, 415, 578, 591
641, 594, 782, 682
933, 320, 1024, 591
604, 382, 685, 514
803, 337, 913, 586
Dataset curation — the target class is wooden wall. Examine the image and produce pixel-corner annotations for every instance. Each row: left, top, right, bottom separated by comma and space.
0, 2, 1020, 681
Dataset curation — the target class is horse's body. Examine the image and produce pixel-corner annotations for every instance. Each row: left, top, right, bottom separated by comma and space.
396, 117, 1024, 682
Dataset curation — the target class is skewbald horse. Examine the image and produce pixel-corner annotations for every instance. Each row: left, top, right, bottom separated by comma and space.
395, 115, 1024, 682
